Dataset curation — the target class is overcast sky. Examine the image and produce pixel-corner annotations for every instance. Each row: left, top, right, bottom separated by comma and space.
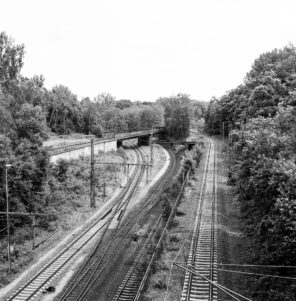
1, 0, 296, 102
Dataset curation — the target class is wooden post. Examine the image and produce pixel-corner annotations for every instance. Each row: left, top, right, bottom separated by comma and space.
90, 138, 95, 208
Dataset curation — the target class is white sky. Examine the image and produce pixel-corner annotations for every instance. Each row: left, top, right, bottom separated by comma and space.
1, 0, 296, 102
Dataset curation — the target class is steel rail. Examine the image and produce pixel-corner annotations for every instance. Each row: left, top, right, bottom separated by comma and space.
4, 143, 142, 301
59, 144, 146, 300
134, 167, 191, 301
112, 215, 163, 301
61, 145, 178, 301
181, 137, 218, 301
68, 145, 173, 301
185, 137, 212, 301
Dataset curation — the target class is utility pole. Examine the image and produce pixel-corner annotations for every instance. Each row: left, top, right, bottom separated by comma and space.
32, 216, 36, 249
146, 155, 149, 183
90, 138, 95, 208
127, 163, 130, 181
229, 124, 232, 144
150, 127, 153, 165
5, 164, 12, 272
103, 181, 106, 198
113, 164, 117, 182
222, 122, 225, 142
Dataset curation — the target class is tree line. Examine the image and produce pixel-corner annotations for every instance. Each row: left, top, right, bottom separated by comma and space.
205, 45, 296, 300
0, 32, 205, 234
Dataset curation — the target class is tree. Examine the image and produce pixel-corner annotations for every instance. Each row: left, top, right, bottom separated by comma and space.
47, 85, 83, 134
13, 103, 48, 145
157, 94, 192, 140
0, 32, 24, 84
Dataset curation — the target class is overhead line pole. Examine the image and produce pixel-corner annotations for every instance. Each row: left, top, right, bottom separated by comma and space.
90, 138, 95, 208
150, 127, 153, 165
5, 164, 12, 272
146, 155, 149, 183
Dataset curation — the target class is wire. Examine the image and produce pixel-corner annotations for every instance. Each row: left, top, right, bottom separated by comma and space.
0, 227, 7, 234
215, 282, 252, 301
219, 263, 296, 269
217, 268, 296, 281
174, 263, 252, 301
164, 229, 193, 301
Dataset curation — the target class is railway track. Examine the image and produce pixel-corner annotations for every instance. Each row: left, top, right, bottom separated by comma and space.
59, 145, 178, 301
111, 147, 181, 301
4, 143, 144, 301
112, 216, 162, 301
181, 137, 218, 301
58, 144, 147, 301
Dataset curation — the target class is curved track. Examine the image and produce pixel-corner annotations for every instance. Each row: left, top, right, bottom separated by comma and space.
4, 143, 144, 301
111, 146, 179, 301
60, 145, 178, 301
58, 144, 146, 301
181, 137, 218, 301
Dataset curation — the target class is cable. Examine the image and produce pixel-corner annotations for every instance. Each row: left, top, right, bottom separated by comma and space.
215, 282, 252, 301
163, 229, 193, 301
174, 263, 252, 301
218, 263, 296, 269
0, 227, 7, 233
217, 268, 296, 281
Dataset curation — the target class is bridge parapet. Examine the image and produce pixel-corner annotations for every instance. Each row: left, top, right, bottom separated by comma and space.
48, 127, 164, 158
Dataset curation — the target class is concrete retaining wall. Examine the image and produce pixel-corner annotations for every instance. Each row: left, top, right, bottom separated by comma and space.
50, 140, 117, 163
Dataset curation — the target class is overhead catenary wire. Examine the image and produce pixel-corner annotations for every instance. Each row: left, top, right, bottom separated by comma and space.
163, 229, 193, 301
214, 282, 252, 301
218, 263, 296, 269
216, 268, 296, 281
173, 262, 296, 269
174, 263, 252, 301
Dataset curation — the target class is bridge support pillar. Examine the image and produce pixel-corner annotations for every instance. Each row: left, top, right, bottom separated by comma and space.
138, 135, 151, 146
117, 140, 123, 148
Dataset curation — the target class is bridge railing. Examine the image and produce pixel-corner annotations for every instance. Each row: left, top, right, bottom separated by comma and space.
47, 127, 164, 156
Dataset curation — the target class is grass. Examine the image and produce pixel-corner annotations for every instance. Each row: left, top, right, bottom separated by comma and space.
215, 138, 254, 300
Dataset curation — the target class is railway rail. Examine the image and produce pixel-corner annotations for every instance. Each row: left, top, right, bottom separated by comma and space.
112, 215, 162, 301
111, 147, 181, 301
59, 146, 178, 301
181, 137, 218, 301
58, 144, 147, 301
4, 143, 144, 301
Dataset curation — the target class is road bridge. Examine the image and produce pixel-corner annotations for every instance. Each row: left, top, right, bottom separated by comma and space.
48, 128, 164, 163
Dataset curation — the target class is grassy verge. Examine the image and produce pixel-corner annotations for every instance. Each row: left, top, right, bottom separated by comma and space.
216, 138, 254, 300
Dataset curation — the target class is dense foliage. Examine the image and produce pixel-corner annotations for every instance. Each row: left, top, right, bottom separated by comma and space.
205, 45, 296, 300
0, 32, 205, 238
0, 34, 49, 228
157, 94, 206, 140
205, 44, 296, 135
